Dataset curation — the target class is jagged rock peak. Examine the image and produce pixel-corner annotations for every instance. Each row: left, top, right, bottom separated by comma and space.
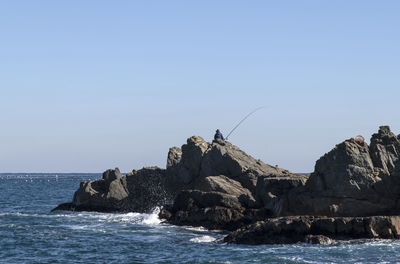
370, 125, 400, 174
102, 168, 122, 183
371, 126, 399, 145
166, 136, 302, 193
167, 147, 182, 168
186, 135, 210, 148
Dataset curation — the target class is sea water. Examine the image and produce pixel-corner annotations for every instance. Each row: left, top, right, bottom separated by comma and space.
1, 173, 400, 264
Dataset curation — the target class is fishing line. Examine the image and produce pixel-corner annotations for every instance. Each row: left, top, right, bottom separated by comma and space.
225, 106, 265, 140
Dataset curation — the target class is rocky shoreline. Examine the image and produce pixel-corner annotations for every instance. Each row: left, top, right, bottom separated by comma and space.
224, 215, 400, 245
53, 126, 400, 244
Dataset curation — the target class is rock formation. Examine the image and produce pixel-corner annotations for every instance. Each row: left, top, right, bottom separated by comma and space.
280, 126, 400, 217
53, 167, 168, 213
53, 126, 400, 245
53, 136, 306, 222
160, 137, 307, 230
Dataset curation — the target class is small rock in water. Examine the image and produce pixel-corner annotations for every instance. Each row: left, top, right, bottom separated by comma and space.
304, 235, 333, 245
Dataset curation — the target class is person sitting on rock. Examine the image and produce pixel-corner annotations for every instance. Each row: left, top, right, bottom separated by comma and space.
214, 129, 225, 141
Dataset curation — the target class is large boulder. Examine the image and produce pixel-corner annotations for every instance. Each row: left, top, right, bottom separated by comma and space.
281, 126, 400, 217
165, 136, 304, 197
162, 137, 304, 229
72, 168, 129, 212
304, 138, 380, 200
194, 175, 256, 207
65, 167, 168, 213
199, 139, 300, 194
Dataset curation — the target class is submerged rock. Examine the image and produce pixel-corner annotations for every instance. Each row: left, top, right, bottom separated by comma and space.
304, 234, 333, 245
51, 202, 73, 212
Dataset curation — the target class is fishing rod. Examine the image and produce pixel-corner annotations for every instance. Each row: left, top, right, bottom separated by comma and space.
225, 106, 265, 140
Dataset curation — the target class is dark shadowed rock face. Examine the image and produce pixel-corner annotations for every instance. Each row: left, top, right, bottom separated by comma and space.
255, 174, 308, 216
224, 215, 400, 245
304, 235, 333, 245
162, 188, 270, 231
124, 167, 170, 212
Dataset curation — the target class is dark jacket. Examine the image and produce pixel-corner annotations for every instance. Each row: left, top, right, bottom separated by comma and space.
214, 131, 225, 141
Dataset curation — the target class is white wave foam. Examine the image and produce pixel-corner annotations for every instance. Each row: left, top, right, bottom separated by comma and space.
68, 225, 88, 230
142, 213, 162, 225
279, 256, 317, 264
190, 235, 216, 243
184, 226, 209, 232
72, 208, 162, 225
2, 208, 162, 227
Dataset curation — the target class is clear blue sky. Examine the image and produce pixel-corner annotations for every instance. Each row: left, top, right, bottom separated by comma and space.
1, 1, 399, 173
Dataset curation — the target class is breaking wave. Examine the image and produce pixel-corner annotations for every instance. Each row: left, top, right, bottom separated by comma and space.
190, 235, 217, 243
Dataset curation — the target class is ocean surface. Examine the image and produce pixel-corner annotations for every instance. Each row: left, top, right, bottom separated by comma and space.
1, 173, 400, 264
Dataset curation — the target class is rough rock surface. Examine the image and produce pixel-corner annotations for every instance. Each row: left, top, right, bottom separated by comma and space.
198, 175, 254, 198
165, 137, 305, 194
224, 215, 400, 244
54, 136, 303, 216
162, 176, 264, 230
304, 235, 333, 245
281, 126, 400, 217
161, 137, 305, 229
370, 126, 400, 174
124, 167, 170, 212
53, 126, 400, 244
60, 167, 168, 213
255, 174, 308, 216
70, 168, 128, 212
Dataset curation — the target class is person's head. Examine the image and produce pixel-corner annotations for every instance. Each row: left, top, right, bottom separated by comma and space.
216, 129, 220, 133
